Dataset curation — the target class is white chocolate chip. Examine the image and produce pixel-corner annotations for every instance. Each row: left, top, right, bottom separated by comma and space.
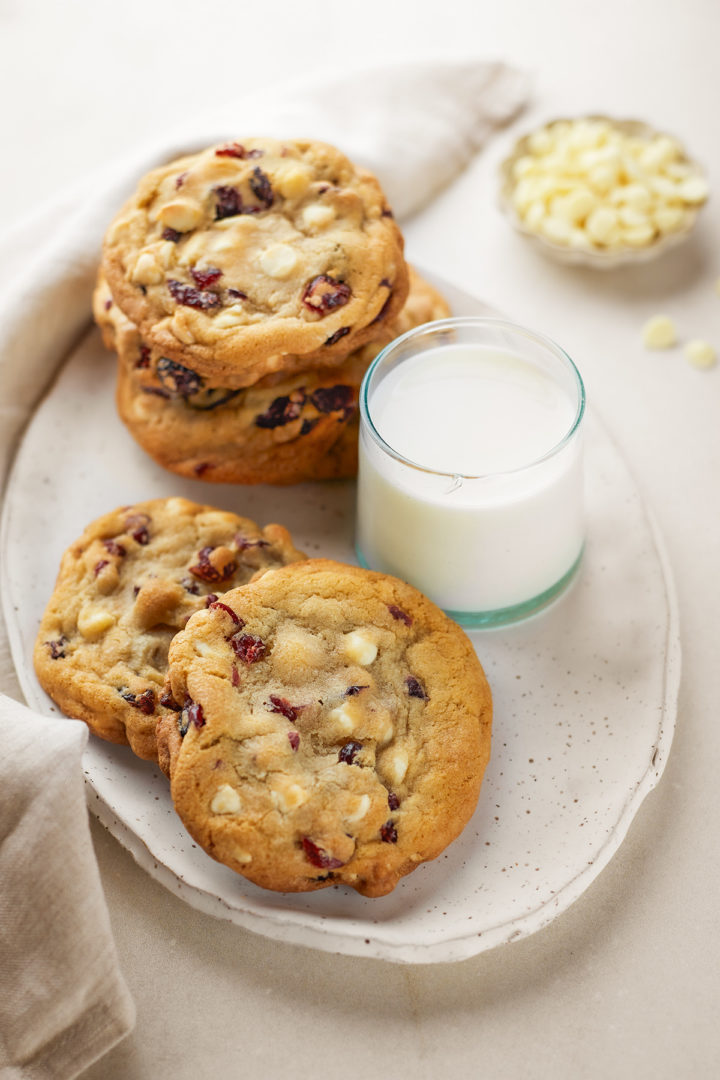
654, 206, 688, 234
273, 163, 312, 199
270, 778, 308, 814
193, 639, 226, 661
259, 243, 298, 279
344, 794, 371, 825
131, 252, 163, 286
384, 746, 409, 786
213, 306, 247, 329
540, 215, 573, 245
585, 206, 618, 244
157, 199, 202, 233
342, 630, 378, 666
622, 224, 656, 248
328, 702, 358, 735
77, 606, 115, 639
684, 340, 716, 369
158, 240, 177, 268
170, 310, 196, 344
210, 784, 242, 815
301, 204, 336, 229
678, 176, 710, 204
642, 315, 677, 349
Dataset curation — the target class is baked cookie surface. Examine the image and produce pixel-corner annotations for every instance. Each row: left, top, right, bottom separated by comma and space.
160, 559, 492, 896
94, 266, 450, 484
101, 139, 408, 384
33, 498, 305, 760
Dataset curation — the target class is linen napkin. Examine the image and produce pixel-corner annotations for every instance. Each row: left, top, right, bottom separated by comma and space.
0, 60, 529, 1079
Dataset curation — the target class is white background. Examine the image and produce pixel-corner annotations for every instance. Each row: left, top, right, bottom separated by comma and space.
1, 1, 719, 1077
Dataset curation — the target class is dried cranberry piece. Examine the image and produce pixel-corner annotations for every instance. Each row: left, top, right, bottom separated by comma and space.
190, 265, 222, 290
268, 695, 301, 722
388, 793, 400, 811
93, 559, 109, 576
288, 731, 300, 752
204, 593, 219, 606
227, 288, 248, 300
324, 326, 351, 347
160, 689, 182, 711
194, 462, 211, 475
381, 206, 394, 218
406, 676, 427, 700
136, 346, 151, 370
208, 600, 243, 626
249, 166, 273, 208
300, 418, 318, 436
231, 664, 240, 687
230, 633, 267, 664
124, 513, 151, 545
46, 637, 68, 659
235, 534, 270, 551
156, 357, 203, 397
380, 820, 398, 843
338, 741, 363, 765
162, 227, 182, 243
103, 540, 126, 557
179, 696, 205, 735
254, 390, 306, 429
345, 685, 369, 696
302, 275, 351, 315
213, 185, 243, 220
387, 604, 412, 626
310, 385, 354, 417
215, 142, 247, 158
104, 298, 112, 311
301, 837, 344, 869
181, 577, 201, 595
120, 688, 156, 715
189, 546, 238, 583
168, 279, 222, 310
175, 171, 188, 189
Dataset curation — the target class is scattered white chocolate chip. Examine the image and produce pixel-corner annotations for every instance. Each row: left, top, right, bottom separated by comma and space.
214, 307, 247, 329
259, 243, 299, 279
210, 784, 242, 815
684, 339, 716, 369
642, 314, 677, 349
131, 252, 163, 286
301, 204, 335, 229
342, 630, 378, 666
157, 199, 202, 233
77, 606, 115, 640
170, 310, 196, 344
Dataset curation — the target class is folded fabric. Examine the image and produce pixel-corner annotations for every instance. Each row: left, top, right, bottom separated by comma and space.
0, 60, 528, 1079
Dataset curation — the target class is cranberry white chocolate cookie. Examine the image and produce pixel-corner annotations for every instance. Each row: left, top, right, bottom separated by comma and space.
101, 139, 409, 385
159, 560, 492, 896
33, 498, 305, 761
94, 266, 450, 484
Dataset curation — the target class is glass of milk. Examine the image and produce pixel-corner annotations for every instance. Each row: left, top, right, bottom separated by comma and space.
356, 317, 586, 627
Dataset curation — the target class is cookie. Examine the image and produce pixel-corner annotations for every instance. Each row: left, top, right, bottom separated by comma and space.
158, 559, 492, 896
33, 498, 306, 761
95, 266, 450, 484
101, 139, 409, 385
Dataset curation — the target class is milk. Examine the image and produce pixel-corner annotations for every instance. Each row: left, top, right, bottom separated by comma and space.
356, 333, 585, 623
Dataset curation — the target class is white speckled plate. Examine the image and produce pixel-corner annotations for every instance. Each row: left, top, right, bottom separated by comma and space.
0, 273, 680, 963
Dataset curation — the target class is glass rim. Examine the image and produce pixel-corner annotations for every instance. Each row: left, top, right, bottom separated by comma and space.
359, 316, 586, 480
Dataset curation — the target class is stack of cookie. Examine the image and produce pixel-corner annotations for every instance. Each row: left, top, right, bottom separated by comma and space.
94, 138, 450, 484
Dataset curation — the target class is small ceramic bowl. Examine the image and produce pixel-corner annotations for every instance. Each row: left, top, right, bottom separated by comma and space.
498, 115, 709, 269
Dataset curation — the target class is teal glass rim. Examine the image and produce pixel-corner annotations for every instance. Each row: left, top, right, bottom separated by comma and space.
359, 316, 586, 480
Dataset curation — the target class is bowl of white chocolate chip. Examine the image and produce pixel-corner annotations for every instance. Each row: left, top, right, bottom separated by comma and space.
499, 116, 709, 268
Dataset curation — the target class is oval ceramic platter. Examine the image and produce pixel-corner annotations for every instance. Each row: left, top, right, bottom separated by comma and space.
1, 272, 680, 963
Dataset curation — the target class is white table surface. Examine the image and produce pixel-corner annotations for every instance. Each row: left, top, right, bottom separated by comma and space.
2, 1, 719, 1077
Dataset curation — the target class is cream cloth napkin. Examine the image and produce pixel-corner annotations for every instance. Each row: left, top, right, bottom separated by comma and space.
0, 61, 528, 1079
